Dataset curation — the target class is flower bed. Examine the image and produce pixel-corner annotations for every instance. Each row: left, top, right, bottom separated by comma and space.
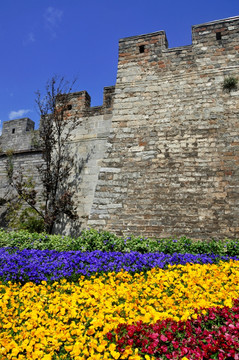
110, 301, 239, 359
0, 251, 239, 359
0, 248, 238, 283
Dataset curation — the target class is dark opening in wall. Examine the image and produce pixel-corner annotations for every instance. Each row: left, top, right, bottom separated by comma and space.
67, 104, 72, 111
12, 128, 15, 134
216, 32, 222, 40
139, 45, 145, 53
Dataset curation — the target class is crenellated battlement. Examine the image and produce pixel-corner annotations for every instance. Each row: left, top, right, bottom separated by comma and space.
1, 16, 239, 238
56, 86, 115, 116
0, 86, 115, 153
116, 16, 239, 80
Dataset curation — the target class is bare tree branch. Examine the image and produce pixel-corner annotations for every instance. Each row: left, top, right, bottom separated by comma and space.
5, 75, 83, 234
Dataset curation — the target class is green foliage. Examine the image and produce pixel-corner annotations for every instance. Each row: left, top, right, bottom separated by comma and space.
30, 129, 41, 149
223, 76, 238, 92
0, 228, 239, 257
4, 148, 44, 233
5, 173, 43, 233
18, 208, 45, 233
5, 149, 14, 179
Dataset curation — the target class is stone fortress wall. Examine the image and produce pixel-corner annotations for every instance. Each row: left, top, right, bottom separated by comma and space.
1, 16, 239, 239
0, 87, 115, 229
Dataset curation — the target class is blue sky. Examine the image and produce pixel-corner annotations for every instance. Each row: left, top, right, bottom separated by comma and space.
0, 0, 238, 132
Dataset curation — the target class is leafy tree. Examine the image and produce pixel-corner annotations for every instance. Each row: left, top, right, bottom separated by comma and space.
5, 76, 84, 234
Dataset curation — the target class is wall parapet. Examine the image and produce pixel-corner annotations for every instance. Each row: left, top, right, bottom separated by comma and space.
0, 86, 115, 153
116, 16, 239, 77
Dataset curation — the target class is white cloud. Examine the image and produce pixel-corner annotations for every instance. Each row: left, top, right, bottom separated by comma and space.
23, 32, 36, 45
44, 7, 63, 38
9, 109, 31, 120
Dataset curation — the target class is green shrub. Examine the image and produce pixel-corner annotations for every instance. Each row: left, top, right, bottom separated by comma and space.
223, 76, 238, 92
18, 208, 45, 233
0, 228, 238, 257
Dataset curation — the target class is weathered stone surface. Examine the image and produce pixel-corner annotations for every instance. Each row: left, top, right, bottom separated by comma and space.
0, 87, 115, 231
90, 16, 239, 240
1, 16, 239, 239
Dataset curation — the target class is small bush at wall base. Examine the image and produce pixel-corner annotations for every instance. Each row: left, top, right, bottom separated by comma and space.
223, 76, 238, 92
6, 206, 45, 233
18, 208, 45, 233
